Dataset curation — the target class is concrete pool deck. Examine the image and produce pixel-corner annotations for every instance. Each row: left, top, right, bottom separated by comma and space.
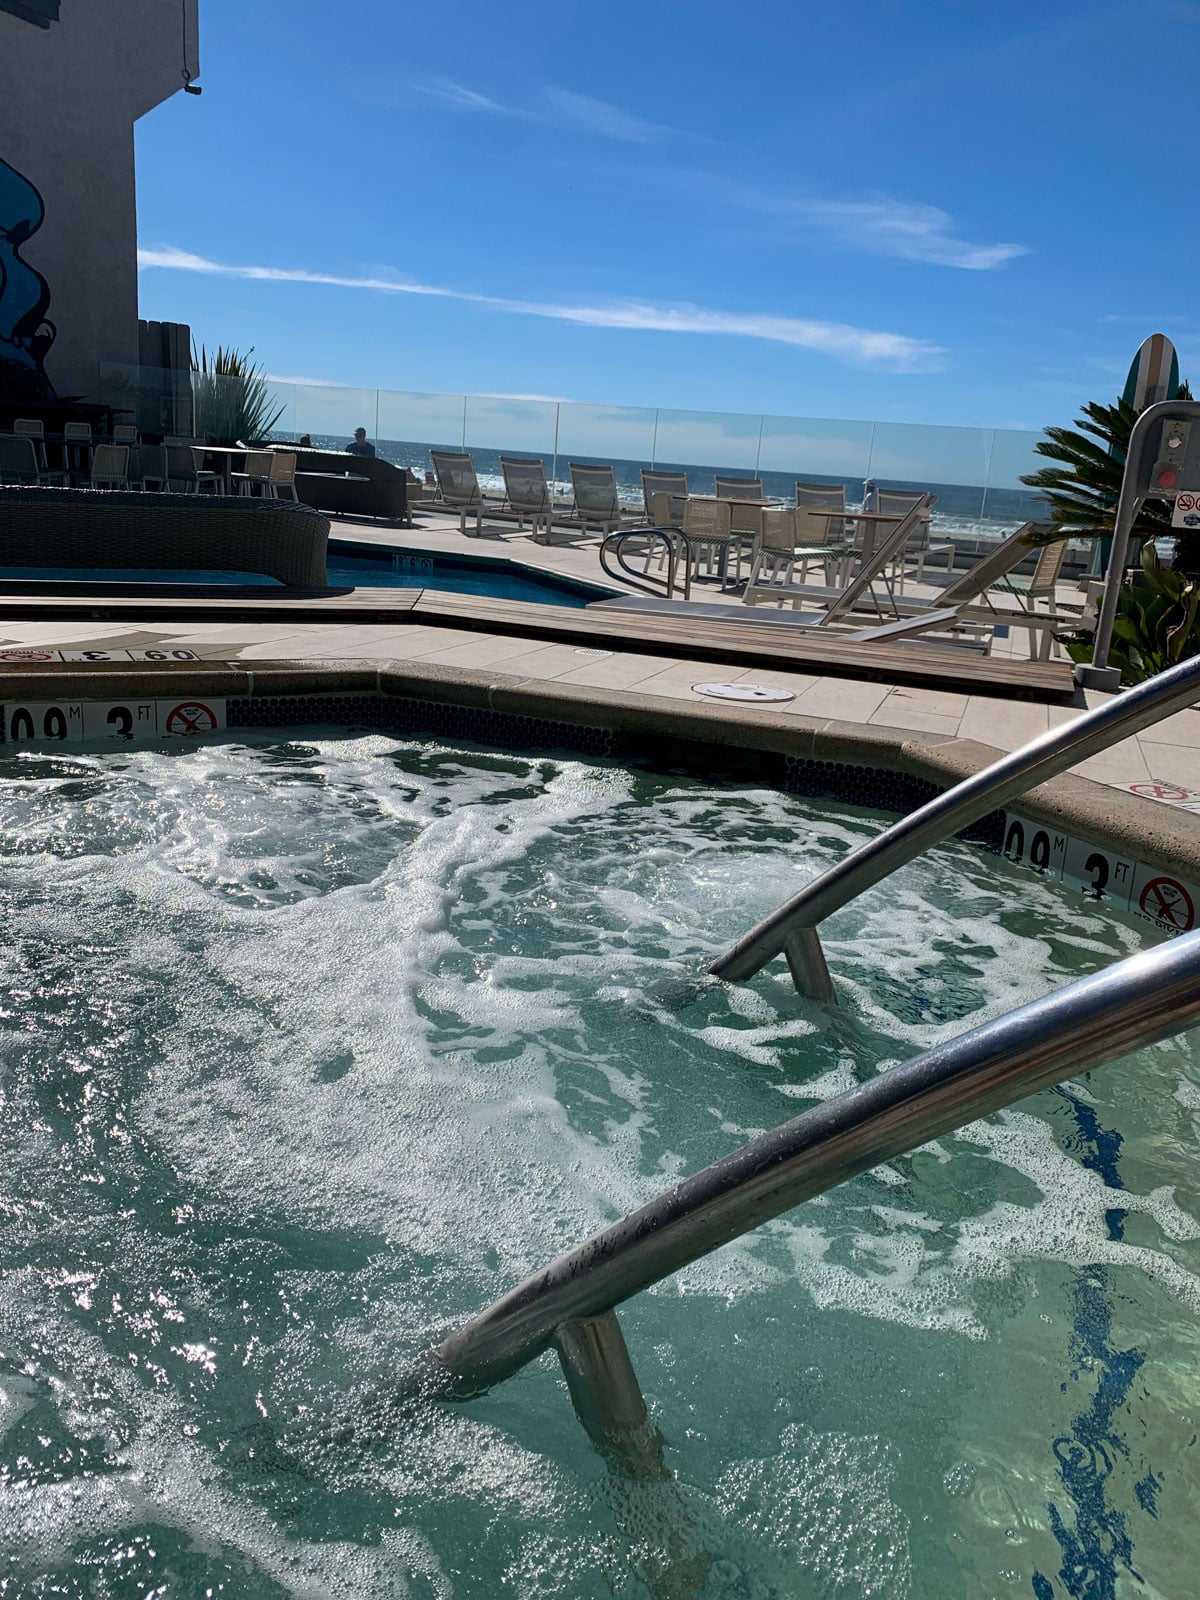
1, 506, 1200, 898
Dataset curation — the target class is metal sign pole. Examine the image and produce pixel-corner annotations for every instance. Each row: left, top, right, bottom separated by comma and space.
1076, 399, 1200, 691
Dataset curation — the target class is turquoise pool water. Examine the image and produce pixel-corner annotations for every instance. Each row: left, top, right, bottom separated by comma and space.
0, 733, 1197, 1598
0, 542, 613, 608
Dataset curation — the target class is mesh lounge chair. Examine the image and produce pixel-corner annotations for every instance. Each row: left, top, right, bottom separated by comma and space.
500, 456, 553, 543
0, 434, 68, 486
88, 443, 130, 490
430, 448, 484, 536
568, 463, 637, 536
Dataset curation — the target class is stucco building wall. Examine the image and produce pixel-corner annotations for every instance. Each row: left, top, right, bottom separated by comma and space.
0, 0, 199, 402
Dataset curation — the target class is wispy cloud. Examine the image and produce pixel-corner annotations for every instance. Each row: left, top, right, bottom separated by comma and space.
419, 79, 682, 143
541, 88, 666, 143
797, 199, 1026, 270
138, 245, 944, 372
424, 79, 507, 113
683, 177, 1025, 271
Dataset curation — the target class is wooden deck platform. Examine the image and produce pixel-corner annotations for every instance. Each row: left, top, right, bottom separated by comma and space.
0, 585, 1077, 702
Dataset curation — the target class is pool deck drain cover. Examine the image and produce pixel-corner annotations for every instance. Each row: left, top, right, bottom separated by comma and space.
692, 681, 795, 703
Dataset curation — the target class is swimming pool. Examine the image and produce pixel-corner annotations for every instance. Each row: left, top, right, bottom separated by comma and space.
0, 541, 616, 608
1, 731, 1196, 1598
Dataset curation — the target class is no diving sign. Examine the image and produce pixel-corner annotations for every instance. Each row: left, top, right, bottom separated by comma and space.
4, 698, 226, 747
1137, 875, 1196, 932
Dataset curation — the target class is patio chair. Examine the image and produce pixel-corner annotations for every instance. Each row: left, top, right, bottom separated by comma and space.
676, 494, 756, 589
88, 443, 130, 490
871, 488, 952, 587
500, 456, 553, 543
568, 463, 637, 536
714, 474, 763, 500
13, 418, 44, 437
642, 469, 687, 523
63, 420, 93, 482
112, 424, 138, 443
793, 483, 850, 582
130, 443, 169, 491
231, 451, 275, 498
268, 451, 300, 502
166, 443, 222, 495
430, 448, 484, 536
744, 495, 932, 619
0, 434, 68, 487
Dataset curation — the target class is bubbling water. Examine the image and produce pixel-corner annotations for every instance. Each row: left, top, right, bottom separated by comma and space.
0, 731, 1197, 1598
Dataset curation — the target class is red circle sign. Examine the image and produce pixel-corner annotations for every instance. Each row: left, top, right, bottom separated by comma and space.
165, 701, 218, 736
1129, 781, 1191, 802
1138, 876, 1196, 932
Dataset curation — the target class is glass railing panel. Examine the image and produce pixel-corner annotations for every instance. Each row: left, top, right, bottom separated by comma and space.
463, 395, 560, 498
865, 420, 992, 538
649, 407, 763, 494
553, 401, 659, 507
376, 388, 468, 477
284, 381, 381, 453
98, 362, 195, 439
982, 426, 1052, 535
756, 414, 875, 505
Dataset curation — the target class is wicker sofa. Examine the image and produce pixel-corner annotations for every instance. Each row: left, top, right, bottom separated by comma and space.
0, 487, 331, 587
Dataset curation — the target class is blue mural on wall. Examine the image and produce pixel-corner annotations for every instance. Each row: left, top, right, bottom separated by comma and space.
0, 154, 56, 402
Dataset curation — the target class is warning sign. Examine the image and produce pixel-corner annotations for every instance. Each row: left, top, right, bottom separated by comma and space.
163, 701, 221, 736
0, 649, 57, 662
1128, 781, 1193, 803
1137, 875, 1196, 932
1172, 491, 1200, 528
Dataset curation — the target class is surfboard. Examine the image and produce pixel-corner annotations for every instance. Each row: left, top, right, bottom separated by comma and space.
1121, 333, 1179, 412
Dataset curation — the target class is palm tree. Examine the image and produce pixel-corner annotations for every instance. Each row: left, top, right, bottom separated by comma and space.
1020, 381, 1197, 572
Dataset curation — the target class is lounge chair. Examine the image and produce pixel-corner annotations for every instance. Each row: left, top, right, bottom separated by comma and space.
430, 448, 485, 535
568, 463, 638, 536
500, 456, 553, 543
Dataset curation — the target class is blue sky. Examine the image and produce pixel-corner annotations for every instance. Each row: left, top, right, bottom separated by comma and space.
134, 0, 1200, 434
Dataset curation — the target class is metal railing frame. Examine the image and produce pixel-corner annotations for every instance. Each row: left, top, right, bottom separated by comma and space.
708, 649, 1200, 1000
432, 932, 1200, 1470
599, 526, 692, 602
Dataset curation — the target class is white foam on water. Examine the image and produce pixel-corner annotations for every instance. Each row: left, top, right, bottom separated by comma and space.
0, 732, 1197, 1595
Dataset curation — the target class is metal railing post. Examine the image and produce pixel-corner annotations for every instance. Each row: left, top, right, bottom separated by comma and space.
1080, 399, 1200, 690
555, 1313, 668, 1480
710, 649, 1200, 991
433, 930, 1200, 1399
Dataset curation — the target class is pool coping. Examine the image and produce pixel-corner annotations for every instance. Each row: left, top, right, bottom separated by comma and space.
3, 656, 1199, 886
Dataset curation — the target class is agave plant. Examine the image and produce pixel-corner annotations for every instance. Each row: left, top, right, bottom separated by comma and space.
191, 343, 285, 446
1060, 541, 1200, 685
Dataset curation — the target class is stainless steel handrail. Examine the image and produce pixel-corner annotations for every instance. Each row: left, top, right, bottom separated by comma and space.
599, 526, 692, 602
709, 649, 1200, 998
434, 929, 1200, 1403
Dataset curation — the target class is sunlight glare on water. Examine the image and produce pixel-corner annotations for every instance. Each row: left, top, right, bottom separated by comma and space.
0, 731, 1197, 1599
